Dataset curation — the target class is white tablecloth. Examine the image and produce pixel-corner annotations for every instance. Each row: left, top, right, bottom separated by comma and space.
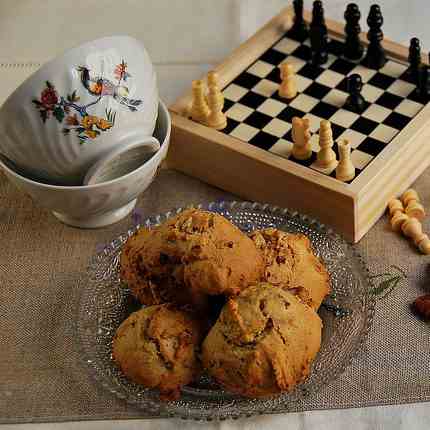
1, 1, 429, 428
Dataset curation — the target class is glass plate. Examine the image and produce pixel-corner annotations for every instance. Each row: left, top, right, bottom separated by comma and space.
77, 200, 375, 420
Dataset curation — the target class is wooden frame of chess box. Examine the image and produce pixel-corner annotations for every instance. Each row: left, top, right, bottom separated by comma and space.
167, 6, 430, 243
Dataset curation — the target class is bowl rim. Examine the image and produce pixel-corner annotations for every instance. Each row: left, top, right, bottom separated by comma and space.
0, 34, 148, 112
0, 100, 170, 191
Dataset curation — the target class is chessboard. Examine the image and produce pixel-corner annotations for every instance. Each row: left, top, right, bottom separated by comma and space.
220, 35, 425, 183
167, 6, 430, 242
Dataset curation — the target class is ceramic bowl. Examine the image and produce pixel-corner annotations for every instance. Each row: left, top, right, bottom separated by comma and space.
0, 35, 158, 186
0, 100, 170, 228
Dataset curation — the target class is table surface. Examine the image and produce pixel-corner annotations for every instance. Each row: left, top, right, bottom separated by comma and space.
1, 1, 430, 428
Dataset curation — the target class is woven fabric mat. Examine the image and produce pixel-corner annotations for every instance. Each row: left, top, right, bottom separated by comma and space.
1, 168, 429, 424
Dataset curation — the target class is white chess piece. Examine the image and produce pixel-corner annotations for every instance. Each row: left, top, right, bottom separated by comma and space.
291, 116, 312, 160
190, 79, 210, 124
316, 120, 337, 170
336, 139, 355, 182
279, 63, 297, 99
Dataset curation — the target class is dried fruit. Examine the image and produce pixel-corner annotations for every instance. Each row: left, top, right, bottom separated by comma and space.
413, 294, 430, 320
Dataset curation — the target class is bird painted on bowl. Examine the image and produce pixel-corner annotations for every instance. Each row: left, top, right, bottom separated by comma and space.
77, 66, 143, 112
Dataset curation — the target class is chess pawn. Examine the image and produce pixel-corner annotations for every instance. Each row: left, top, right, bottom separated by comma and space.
206, 85, 227, 130
401, 217, 430, 254
288, 0, 308, 40
401, 189, 426, 220
292, 117, 312, 160
316, 120, 337, 170
391, 211, 409, 232
207, 70, 224, 110
279, 64, 297, 99
190, 79, 210, 124
408, 37, 421, 82
387, 198, 405, 218
418, 235, 430, 255
363, 4, 387, 69
336, 139, 355, 182
401, 217, 426, 246
344, 3, 364, 60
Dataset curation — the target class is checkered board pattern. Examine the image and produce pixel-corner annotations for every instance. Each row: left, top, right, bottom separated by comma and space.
220, 33, 427, 183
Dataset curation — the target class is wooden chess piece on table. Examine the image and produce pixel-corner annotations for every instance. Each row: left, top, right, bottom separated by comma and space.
190, 79, 210, 124
388, 199, 409, 232
279, 63, 297, 99
401, 189, 425, 220
291, 116, 312, 160
336, 139, 355, 182
316, 120, 337, 170
401, 217, 430, 254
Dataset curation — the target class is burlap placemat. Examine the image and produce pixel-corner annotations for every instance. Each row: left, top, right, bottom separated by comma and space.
1, 168, 429, 424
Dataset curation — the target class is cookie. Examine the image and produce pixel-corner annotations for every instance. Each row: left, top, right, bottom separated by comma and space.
120, 208, 264, 308
202, 283, 322, 398
112, 304, 203, 401
249, 228, 330, 309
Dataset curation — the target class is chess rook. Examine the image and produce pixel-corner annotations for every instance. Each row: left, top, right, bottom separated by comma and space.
408, 38, 421, 82
363, 4, 387, 69
288, 0, 308, 41
190, 79, 210, 124
336, 139, 355, 182
207, 70, 224, 110
279, 63, 297, 99
316, 120, 337, 170
291, 116, 312, 160
344, 3, 364, 60
310, 0, 329, 65
207, 85, 227, 130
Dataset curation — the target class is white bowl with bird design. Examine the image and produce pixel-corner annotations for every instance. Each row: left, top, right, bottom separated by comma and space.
0, 100, 170, 229
0, 35, 159, 186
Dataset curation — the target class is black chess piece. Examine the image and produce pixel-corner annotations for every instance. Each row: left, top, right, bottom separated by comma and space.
417, 65, 430, 102
408, 38, 421, 82
310, 0, 329, 65
344, 3, 364, 60
362, 4, 387, 69
288, 0, 308, 41
344, 74, 366, 113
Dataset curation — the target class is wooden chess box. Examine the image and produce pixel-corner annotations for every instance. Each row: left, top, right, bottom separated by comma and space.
166, 6, 430, 243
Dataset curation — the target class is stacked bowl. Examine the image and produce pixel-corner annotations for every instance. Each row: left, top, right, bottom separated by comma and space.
0, 36, 171, 227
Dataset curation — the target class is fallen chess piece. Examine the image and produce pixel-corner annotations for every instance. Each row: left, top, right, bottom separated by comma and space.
401, 189, 426, 220
401, 217, 430, 255
388, 198, 408, 232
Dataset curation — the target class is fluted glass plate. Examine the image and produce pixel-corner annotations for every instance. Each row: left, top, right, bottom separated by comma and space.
77, 201, 375, 420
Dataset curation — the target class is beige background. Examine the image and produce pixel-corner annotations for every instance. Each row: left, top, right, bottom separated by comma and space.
1, 1, 430, 429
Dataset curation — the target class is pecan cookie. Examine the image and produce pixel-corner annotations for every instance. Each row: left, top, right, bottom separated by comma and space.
249, 228, 330, 309
120, 209, 264, 309
202, 283, 322, 398
112, 304, 203, 401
